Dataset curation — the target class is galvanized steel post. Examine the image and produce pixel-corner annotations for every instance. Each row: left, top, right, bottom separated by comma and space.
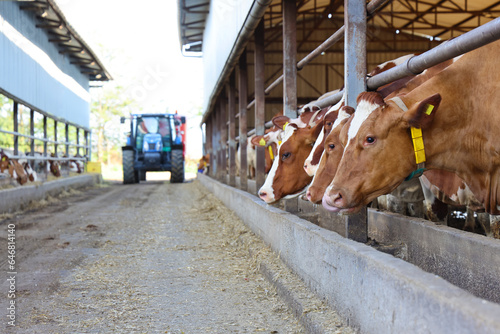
13, 101, 18, 156
76, 127, 80, 156
65, 123, 69, 156
254, 20, 266, 190
43, 115, 47, 158
282, 0, 298, 118
220, 95, 228, 183
344, 0, 368, 243
239, 50, 249, 191
227, 72, 237, 187
30, 109, 34, 155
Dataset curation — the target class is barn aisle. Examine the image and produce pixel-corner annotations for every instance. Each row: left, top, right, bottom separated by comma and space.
0, 179, 352, 333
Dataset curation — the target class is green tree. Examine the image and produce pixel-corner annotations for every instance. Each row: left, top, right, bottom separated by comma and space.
90, 85, 135, 164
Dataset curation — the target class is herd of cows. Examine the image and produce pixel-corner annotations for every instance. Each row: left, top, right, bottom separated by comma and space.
0, 149, 84, 185
200, 39, 500, 239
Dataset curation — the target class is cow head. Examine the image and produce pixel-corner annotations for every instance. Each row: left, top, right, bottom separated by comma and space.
322, 91, 441, 213
303, 97, 345, 176
0, 151, 9, 173
258, 117, 323, 203
306, 106, 354, 203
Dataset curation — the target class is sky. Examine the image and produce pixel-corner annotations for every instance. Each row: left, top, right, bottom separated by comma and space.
56, 0, 204, 158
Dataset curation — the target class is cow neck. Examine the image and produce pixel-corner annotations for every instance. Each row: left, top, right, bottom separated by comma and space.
388, 96, 426, 181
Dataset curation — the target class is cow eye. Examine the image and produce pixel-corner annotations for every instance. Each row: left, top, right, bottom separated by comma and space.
328, 144, 335, 150
364, 136, 376, 145
281, 152, 291, 161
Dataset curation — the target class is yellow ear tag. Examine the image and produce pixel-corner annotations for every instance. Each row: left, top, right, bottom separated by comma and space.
259, 138, 266, 146
283, 122, 289, 131
425, 104, 434, 115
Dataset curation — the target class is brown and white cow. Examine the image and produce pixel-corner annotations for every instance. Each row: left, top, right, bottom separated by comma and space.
258, 107, 330, 203
198, 154, 210, 174
0, 150, 29, 185
306, 106, 354, 203
323, 40, 500, 218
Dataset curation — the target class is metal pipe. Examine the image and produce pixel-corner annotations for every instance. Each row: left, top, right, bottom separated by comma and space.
244, 0, 389, 111
6, 156, 87, 161
367, 17, 500, 90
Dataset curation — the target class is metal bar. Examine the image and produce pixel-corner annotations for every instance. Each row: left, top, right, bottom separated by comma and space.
65, 123, 69, 156
228, 72, 237, 187
0, 129, 87, 147
85, 130, 89, 160
43, 115, 47, 157
344, 0, 368, 243
6, 156, 87, 161
13, 101, 18, 156
367, 16, 500, 91
239, 51, 249, 191
30, 109, 34, 154
254, 19, 266, 190
54, 120, 58, 155
220, 95, 228, 183
283, 0, 298, 118
76, 127, 80, 156
244, 0, 390, 110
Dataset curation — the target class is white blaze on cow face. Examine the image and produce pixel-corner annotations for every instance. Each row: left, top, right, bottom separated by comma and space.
346, 99, 380, 148
258, 124, 298, 203
304, 96, 345, 176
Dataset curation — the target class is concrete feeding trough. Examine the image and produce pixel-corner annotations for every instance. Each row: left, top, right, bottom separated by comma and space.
198, 174, 500, 334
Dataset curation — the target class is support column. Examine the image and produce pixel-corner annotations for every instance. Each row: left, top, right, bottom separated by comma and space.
43, 116, 47, 158
13, 102, 18, 155
220, 96, 227, 183
65, 123, 69, 156
344, 0, 368, 243
30, 109, 34, 155
239, 50, 248, 191
254, 19, 266, 190
76, 128, 80, 156
54, 120, 58, 155
228, 72, 237, 187
282, 0, 298, 118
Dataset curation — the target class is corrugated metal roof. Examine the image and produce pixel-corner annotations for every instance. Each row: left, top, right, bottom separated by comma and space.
177, 0, 210, 55
19, 0, 111, 81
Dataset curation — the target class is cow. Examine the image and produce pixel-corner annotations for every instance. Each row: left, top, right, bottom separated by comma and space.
303, 95, 345, 176
303, 54, 420, 178
323, 40, 500, 225
258, 107, 330, 203
0, 149, 29, 185
198, 154, 210, 174
48, 153, 62, 177
306, 106, 354, 204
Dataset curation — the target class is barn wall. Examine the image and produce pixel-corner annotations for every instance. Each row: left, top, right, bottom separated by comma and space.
202, 0, 255, 115
0, 1, 90, 128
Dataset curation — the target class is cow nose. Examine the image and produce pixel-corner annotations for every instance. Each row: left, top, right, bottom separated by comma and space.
331, 191, 344, 207
305, 189, 312, 202
259, 190, 268, 201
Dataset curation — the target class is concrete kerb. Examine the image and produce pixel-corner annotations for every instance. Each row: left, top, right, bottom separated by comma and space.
197, 174, 500, 334
0, 174, 102, 214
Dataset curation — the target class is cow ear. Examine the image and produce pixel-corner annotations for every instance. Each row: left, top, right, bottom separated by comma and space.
340, 106, 355, 116
272, 115, 291, 130
404, 93, 441, 129
251, 135, 267, 147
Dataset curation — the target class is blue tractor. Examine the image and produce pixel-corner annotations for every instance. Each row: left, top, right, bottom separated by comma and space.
120, 113, 186, 184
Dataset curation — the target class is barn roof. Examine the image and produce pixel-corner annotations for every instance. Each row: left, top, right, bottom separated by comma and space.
177, 0, 209, 55
19, 0, 112, 81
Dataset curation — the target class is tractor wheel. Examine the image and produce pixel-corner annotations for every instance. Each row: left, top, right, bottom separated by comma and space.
170, 149, 185, 183
122, 150, 136, 184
